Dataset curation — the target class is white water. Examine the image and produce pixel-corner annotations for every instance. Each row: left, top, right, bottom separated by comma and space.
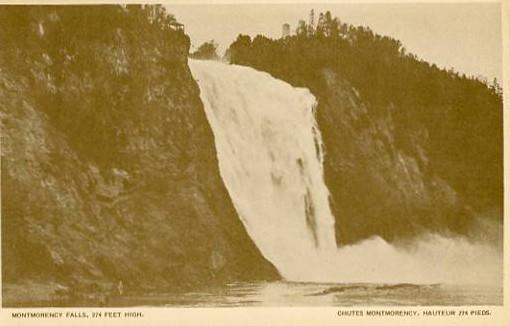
190, 59, 502, 285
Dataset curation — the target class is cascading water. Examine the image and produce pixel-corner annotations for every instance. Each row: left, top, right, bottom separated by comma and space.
190, 59, 337, 279
189, 59, 501, 285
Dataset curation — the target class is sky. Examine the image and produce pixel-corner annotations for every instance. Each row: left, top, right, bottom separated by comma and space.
166, 2, 502, 82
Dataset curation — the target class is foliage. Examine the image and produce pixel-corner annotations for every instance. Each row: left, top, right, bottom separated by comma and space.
226, 10, 503, 210
1, 5, 190, 167
190, 40, 220, 60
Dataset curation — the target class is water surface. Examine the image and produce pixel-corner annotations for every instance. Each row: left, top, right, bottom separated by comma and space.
108, 281, 502, 307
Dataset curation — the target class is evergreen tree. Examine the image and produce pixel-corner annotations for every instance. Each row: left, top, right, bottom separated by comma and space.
190, 40, 219, 60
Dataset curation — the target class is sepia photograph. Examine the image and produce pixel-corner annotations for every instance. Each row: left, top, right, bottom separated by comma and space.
0, 0, 507, 322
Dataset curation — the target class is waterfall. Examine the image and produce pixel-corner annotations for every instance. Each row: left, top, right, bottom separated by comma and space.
189, 59, 501, 285
189, 59, 337, 279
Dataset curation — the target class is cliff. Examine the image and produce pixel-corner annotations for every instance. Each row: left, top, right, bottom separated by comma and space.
316, 70, 490, 243
1, 5, 277, 306
227, 29, 503, 245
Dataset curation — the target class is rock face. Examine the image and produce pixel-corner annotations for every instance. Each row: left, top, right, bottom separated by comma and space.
316, 70, 478, 244
226, 35, 502, 246
1, 6, 277, 305
303, 69, 502, 245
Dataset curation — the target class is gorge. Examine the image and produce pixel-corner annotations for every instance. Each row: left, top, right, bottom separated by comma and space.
0, 5, 503, 306
190, 59, 501, 285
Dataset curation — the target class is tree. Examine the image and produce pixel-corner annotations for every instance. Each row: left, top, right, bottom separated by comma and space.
490, 78, 503, 97
190, 40, 219, 60
225, 35, 252, 64
316, 12, 325, 37
296, 19, 307, 37
307, 9, 315, 36
325, 11, 340, 37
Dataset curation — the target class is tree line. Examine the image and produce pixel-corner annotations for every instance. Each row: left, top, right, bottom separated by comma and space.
226, 10, 503, 212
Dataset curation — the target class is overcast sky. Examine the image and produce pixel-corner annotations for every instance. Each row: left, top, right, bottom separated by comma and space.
166, 2, 502, 82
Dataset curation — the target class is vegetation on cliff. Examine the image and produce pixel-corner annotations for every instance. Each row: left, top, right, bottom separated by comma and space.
226, 10, 503, 244
190, 40, 220, 60
1, 5, 276, 306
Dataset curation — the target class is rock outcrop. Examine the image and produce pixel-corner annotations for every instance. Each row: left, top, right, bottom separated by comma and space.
1, 5, 277, 306
226, 33, 503, 245
316, 69, 481, 243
